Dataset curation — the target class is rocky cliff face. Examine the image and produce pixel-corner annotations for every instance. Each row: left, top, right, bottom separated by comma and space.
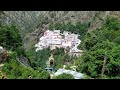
1, 11, 120, 50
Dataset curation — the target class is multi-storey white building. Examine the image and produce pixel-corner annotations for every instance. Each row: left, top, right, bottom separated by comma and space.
35, 29, 82, 57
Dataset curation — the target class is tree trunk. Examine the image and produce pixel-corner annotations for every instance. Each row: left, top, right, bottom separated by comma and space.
101, 52, 107, 77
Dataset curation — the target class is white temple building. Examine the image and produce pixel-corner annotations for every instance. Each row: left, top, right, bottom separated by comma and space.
35, 29, 83, 57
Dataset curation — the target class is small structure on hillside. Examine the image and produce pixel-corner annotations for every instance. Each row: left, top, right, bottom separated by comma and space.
0, 46, 7, 62
28, 76, 32, 79
48, 53, 54, 66
69, 45, 83, 57
63, 65, 66, 69
45, 52, 54, 73
44, 68, 53, 73
70, 66, 78, 71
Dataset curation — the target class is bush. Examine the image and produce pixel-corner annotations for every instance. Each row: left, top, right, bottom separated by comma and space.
0, 25, 22, 50
77, 16, 120, 78
57, 73, 74, 79
1, 58, 50, 79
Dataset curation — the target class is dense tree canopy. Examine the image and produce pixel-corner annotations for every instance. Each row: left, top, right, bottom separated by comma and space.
0, 25, 22, 50
56, 73, 74, 79
49, 21, 89, 40
1, 16, 120, 79
76, 16, 120, 79
1, 51, 50, 79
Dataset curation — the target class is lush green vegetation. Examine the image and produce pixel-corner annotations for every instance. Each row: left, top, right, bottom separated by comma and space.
1, 51, 50, 79
49, 22, 90, 40
56, 73, 74, 79
0, 25, 22, 50
1, 15, 120, 79
18, 21, 90, 74
26, 47, 75, 71
0, 24, 50, 79
75, 16, 120, 79
26, 47, 51, 69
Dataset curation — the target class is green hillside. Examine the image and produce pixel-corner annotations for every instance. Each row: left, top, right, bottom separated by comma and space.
0, 11, 120, 79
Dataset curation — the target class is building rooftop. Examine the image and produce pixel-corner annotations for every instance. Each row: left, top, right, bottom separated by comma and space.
54, 68, 84, 79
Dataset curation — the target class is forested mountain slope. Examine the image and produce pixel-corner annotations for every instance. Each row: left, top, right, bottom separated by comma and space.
0, 11, 120, 79
0, 11, 109, 50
